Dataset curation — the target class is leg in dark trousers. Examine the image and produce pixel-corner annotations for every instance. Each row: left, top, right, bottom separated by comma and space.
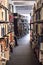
10, 45, 13, 53
14, 36, 18, 46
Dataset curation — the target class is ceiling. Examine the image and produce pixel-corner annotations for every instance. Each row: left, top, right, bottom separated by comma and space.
15, 5, 33, 14
16, 6, 32, 10
14, 1, 35, 5
12, 0, 35, 1
12, 0, 36, 14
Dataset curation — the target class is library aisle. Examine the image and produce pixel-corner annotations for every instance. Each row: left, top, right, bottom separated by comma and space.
6, 34, 41, 65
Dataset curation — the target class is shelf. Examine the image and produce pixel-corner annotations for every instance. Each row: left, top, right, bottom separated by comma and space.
35, 7, 42, 12
33, 2, 43, 64
0, 33, 11, 39
0, 3, 8, 10
7, 31, 13, 34
39, 34, 43, 36
3, 35, 9, 37
0, 21, 14, 24
0, 20, 9, 23
0, 38, 4, 39
33, 20, 43, 24
35, 5, 43, 13
40, 50, 43, 52
7, 32, 10, 34
0, 31, 13, 39
0, 35, 8, 39
30, 23, 34, 24
0, 3, 13, 14
29, 29, 33, 30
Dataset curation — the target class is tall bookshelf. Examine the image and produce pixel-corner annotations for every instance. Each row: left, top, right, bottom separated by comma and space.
0, 0, 14, 63
32, 0, 43, 64
13, 13, 29, 38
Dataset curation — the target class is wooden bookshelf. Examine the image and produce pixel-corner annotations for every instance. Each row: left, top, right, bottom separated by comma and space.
30, 20, 43, 24
0, 3, 8, 10
35, 5, 43, 13
32, 0, 43, 64
0, 0, 14, 63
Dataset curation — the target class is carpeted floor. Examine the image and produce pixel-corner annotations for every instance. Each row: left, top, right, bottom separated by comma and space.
6, 34, 42, 65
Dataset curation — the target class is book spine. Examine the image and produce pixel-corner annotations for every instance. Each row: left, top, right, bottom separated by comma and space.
0, 25, 2, 38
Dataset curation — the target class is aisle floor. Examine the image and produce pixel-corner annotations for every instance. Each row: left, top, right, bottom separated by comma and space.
6, 34, 41, 65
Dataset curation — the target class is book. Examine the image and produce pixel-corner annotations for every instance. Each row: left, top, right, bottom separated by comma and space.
0, 25, 2, 38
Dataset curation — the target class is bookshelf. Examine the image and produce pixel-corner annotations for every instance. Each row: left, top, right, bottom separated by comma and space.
13, 13, 29, 38
32, 0, 43, 64
0, 0, 14, 63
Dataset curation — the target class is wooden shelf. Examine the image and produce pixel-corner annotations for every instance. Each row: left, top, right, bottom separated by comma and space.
35, 7, 42, 12
39, 34, 43, 36
40, 50, 43, 52
3, 35, 9, 37
0, 20, 14, 24
0, 20, 9, 23
0, 3, 13, 14
33, 20, 43, 24
0, 32, 13, 39
35, 5, 43, 13
33, 2, 43, 64
0, 38, 4, 39
0, 3, 14, 63
0, 35, 8, 39
0, 3, 8, 10
30, 23, 34, 24
7, 31, 13, 34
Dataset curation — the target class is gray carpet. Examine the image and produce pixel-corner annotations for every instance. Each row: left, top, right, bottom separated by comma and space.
6, 34, 42, 65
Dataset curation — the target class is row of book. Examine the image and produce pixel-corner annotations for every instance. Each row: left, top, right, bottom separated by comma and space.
0, 23, 13, 38
33, 5, 43, 21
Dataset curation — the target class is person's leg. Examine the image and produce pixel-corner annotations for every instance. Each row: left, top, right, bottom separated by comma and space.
10, 45, 13, 52
14, 37, 18, 46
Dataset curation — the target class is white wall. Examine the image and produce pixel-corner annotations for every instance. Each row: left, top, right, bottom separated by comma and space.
8, 0, 13, 5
